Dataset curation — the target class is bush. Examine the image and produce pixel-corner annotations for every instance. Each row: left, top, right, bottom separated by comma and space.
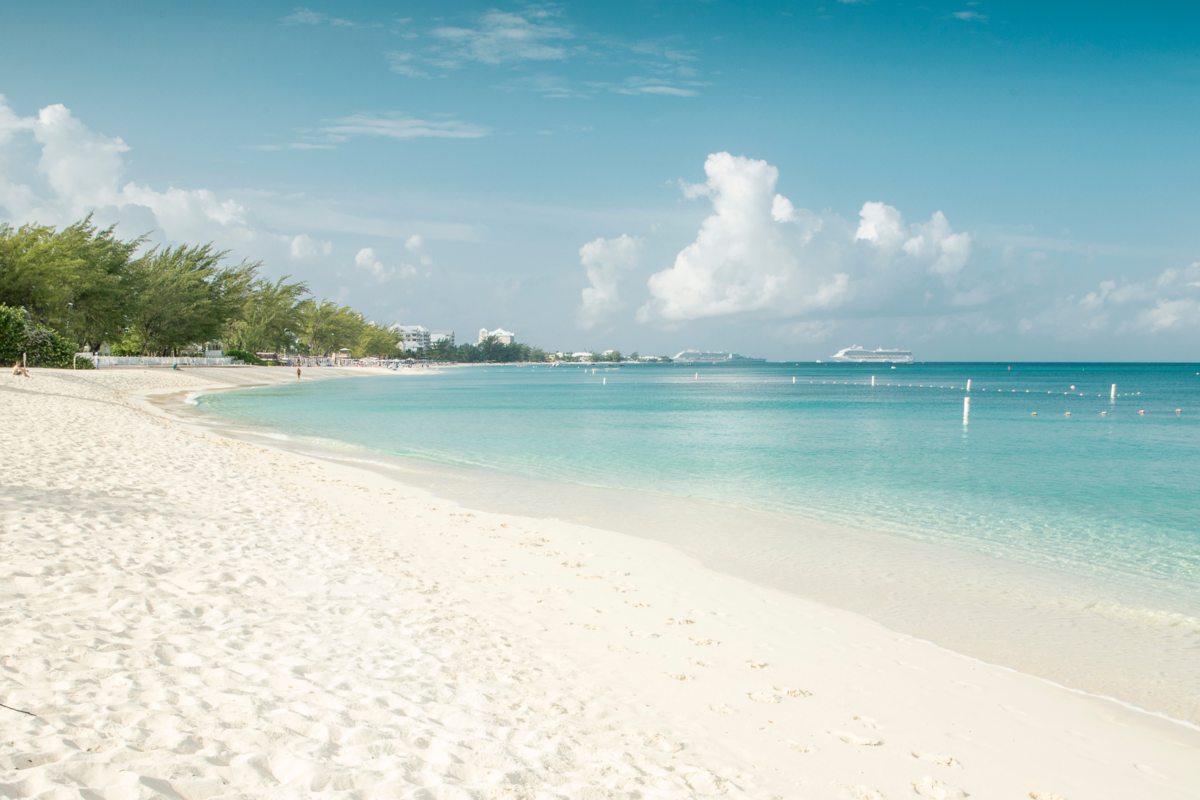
0, 304, 77, 368
226, 348, 270, 365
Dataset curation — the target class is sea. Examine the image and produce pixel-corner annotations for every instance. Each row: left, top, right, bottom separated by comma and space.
194, 362, 1200, 723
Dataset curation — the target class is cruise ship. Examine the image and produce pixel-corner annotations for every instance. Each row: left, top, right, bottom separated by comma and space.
830, 346, 914, 364
672, 350, 766, 364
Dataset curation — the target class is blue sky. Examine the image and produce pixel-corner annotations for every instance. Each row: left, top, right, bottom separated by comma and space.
1, 1, 1197, 359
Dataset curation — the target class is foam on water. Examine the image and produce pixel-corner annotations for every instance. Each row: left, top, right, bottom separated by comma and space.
196, 362, 1200, 721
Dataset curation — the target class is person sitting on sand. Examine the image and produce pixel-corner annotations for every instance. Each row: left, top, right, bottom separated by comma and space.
12, 362, 31, 377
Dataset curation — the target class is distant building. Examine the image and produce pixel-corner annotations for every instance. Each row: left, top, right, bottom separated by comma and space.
478, 327, 515, 345
430, 330, 455, 348
572, 351, 593, 361
392, 324, 431, 351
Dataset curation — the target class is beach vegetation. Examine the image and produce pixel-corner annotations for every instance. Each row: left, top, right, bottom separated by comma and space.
0, 303, 78, 367
0, 216, 559, 362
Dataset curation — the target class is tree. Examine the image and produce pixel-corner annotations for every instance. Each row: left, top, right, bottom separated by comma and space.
355, 323, 402, 358
0, 216, 144, 349
226, 275, 309, 354
296, 299, 365, 356
120, 244, 256, 355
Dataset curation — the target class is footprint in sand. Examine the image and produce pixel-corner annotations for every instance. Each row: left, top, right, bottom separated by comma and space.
747, 660, 768, 669
1029, 793, 1066, 800
608, 645, 631, 653
561, 561, 584, 568
646, 733, 683, 752
688, 658, 712, 667
630, 630, 660, 639
854, 715, 882, 729
831, 731, 883, 746
709, 703, 735, 714
748, 692, 778, 704
912, 751, 960, 768
786, 741, 815, 753
911, 776, 966, 799
663, 672, 694, 681
839, 784, 883, 800
774, 686, 811, 697
690, 637, 719, 646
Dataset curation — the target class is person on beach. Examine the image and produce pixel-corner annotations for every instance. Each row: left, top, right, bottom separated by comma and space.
11, 362, 31, 377
297, 367, 301, 379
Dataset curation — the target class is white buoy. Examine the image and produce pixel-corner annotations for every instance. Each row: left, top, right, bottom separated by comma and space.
793, 377, 796, 384
963, 396, 970, 423
966, 379, 971, 391
695, 372, 698, 380
603, 377, 606, 385
871, 376, 875, 386
1111, 384, 1116, 400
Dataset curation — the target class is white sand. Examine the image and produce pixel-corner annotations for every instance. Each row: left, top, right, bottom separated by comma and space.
3, 368, 1198, 800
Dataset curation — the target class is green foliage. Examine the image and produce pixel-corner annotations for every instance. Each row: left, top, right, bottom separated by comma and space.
0, 304, 78, 367
225, 349, 272, 365
122, 244, 256, 356
425, 336, 546, 363
0, 215, 145, 349
226, 276, 308, 354
356, 323, 403, 358
297, 300, 367, 356
1, 215, 557, 364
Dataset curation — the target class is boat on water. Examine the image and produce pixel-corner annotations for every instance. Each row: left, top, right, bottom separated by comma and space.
672, 350, 766, 364
830, 345, 914, 364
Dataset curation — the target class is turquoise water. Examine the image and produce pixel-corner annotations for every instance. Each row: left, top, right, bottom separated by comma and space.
199, 362, 1200, 601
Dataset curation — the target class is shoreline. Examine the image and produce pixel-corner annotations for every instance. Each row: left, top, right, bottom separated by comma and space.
182, 372, 1200, 727
5, 368, 1200, 799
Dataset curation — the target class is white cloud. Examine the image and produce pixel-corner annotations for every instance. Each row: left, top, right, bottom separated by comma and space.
404, 234, 433, 266
638, 152, 843, 322
289, 233, 333, 260
576, 234, 642, 330
1019, 265, 1200, 337
855, 201, 905, 248
318, 113, 491, 141
280, 7, 356, 27
637, 153, 979, 325
355, 247, 394, 282
0, 97, 332, 265
386, 52, 429, 79
430, 11, 574, 66
354, 238, 430, 283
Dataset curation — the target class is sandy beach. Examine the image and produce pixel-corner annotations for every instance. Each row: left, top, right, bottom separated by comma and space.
4, 367, 1199, 800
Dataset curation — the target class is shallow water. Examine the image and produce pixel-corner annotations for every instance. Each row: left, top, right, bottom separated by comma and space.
197, 362, 1200, 721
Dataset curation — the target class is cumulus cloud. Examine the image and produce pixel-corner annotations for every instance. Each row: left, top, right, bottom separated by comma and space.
639, 152, 843, 322
858, 203, 972, 284
1018, 263, 1200, 338
637, 153, 982, 325
355, 247, 394, 282
405, 234, 434, 267
576, 234, 642, 330
0, 96, 332, 263
353, 237, 431, 283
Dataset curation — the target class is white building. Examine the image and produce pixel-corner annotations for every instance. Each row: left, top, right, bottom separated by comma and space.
478, 327, 515, 345
392, 324, 430, 351
430, 330, 455, 348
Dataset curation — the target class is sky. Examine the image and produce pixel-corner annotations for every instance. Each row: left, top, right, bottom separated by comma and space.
0, 0, 1197, 360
